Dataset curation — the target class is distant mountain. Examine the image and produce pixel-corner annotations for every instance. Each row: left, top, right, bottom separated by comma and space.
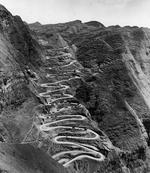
84, 21, 105, 28
29, 21, 42, 28
29, 19, 104, 37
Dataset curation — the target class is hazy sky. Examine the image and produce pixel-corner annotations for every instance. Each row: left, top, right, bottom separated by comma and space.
0, 0, 150, 27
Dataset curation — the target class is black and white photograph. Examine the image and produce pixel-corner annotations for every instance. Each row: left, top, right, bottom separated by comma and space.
0, 0, 150, 172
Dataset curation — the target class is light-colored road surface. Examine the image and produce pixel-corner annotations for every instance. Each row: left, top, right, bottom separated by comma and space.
60, 60, 77, 68
40, 76, 80, 87
32, 45, 111, 167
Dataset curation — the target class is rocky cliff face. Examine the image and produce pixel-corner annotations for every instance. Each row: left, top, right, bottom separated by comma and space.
0, 4, 68, 173
1, 3, 150, 173
70, 25, 150, 173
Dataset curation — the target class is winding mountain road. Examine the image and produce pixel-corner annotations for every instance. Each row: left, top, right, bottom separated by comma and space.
32, 44, 112, 167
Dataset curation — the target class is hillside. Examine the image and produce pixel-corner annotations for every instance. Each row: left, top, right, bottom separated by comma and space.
0, 3, 150, 173
0, 4, 68, 173
0, 143, 67, 173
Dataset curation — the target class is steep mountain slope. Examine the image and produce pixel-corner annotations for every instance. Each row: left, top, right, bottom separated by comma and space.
71, 25, 150, 173
29, 22, 150, 172
21, 31, 115, 173
1, 3, 150, 173
0, 4, 68, 173
0, 4, 42, 144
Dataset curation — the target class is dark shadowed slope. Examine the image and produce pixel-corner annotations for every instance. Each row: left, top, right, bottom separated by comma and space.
0, 143, 68, 173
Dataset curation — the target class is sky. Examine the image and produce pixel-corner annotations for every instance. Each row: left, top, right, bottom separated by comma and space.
0, 0, 150, 27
